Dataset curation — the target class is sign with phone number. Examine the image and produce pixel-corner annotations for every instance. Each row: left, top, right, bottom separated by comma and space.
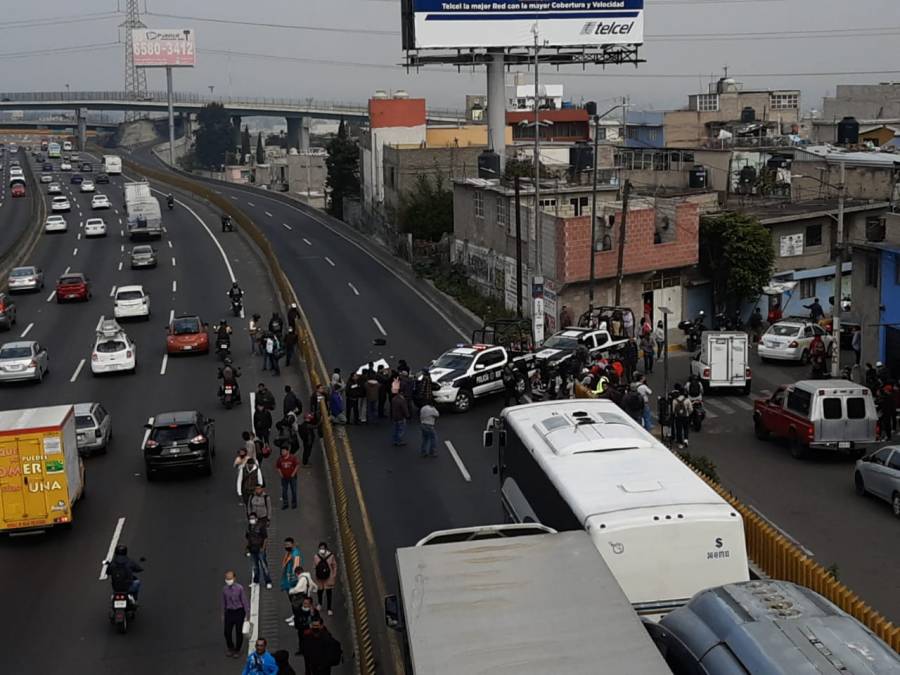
132, 28, 196, 68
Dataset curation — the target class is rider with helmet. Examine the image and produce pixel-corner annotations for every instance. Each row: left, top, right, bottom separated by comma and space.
108, 544, 143, 601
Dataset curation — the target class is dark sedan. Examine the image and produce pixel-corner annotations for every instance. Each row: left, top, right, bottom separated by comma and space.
70, 174, 83, 184
95, 173, 110, 184
143, 411, 215, 479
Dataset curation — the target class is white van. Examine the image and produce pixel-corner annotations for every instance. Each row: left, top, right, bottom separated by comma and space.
690, 331, 751, 394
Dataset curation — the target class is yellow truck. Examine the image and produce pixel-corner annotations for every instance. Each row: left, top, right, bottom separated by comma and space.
0, 405, 84, 532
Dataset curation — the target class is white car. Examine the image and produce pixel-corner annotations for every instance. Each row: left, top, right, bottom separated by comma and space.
80, 180, 95, 193
62, 141, 73, 152
91, 320, 136, 375
84, 218, 107, 238
50, 196, 71, 212
59, 161, 72, 171
47, 182, 62, 194
113, 285, 150, 320
39, 174, 52, 184
44, 215, 68, 233
91, 194, 111, 210
758, 319, 835, 363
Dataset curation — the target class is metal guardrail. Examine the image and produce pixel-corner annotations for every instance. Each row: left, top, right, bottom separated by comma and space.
116, 154, 376, 675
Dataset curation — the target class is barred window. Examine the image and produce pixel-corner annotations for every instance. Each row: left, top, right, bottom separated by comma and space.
496, 197, 507, 227
474, 190, 484, 218
771, 93, 799, 110
696, 94, 719, 112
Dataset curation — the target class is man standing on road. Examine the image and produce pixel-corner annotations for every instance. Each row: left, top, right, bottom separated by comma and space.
391, 390, 410, 446
364, 369, 380, 424
245, 516, 273, 589
263, 333, 281, 375
804, 297, 824, 322
672, 385, 694, 448
559, 304, 574, 328
748, 308, 763, 348
256, 383, 277, 411
635, 373, 653, 431
299, 413, 318, 467
502, 363, 521, 407
654, 320, 666, 360
238, 458, 264, 509
276, 446, 300, 510
283, 385, 301, 419
253, 404, 273, 449
247, 484, 273, 525
283, 327, 298, 367
241, 637, 278, 674
287, 302, 300, 328
222, 570, 250, 659
419, 399, 439, 458
346, 372, 364, 425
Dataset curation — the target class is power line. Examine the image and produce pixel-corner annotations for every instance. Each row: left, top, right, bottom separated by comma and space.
0, 42, 119, 60
0, 12, 120, 30
146, 12, 397, 36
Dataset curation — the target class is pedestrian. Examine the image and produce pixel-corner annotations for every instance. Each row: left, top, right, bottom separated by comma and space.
263, 333, 281, 375
347, 372, 364, 425
276, 446, 300, 510
865, 363, 879, 393
364, 369, 380, 424
287, 302, 300, 328
256, 383, 276, 411
253, 404, 273, 447
273, 650, 297, 675
281, 537, 303, 625
748, 308, 763, 348
391, 390, 410, 446
879, 384, 896, 441
302, 617, 343, 675
329, 383, 346, 425
283, 327, 298, 366
223, 570, 250, 659
247, 484, 273, 525
291, 593, 321, 657
330, 367, 344, 392
636, 373, 653, 431
309, 383, 327, 435
268, 312, 284, 340
804, 297, 824, 322
249, 313, 261, 355
419, 399, 439, 458
245, 515, 273, 589
314, 542, 338, 616
502, 363, 521, 407
299, 413, 317, 466
276, 411, 301, 454
238, 457, 264, 509
241, 637, 278, 675
559, 304, 574, 329
283, 384, 301, 419
654, 320, 666, 360
672, 385, 694, 448
376, 366, 390, 418
623, 338, 638, 383
621, 383, 644, 424
640, 330, 654, 374
623, 309, 635, 338
851, 326, 861, 366
399, 368, 416, 414
242, 430, 258, 462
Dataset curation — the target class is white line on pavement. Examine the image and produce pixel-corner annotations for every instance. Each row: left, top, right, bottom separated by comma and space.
230, 195, 237, 200
372, 316, 387, 336
160, 353, 168, 376
282, 223, 292, 231
70, 358, 85, 383
46, 290, 56, 303
169, 309, 174, 324
171, 257, 176, 267
95, 315, 105, 332
118, 218, 122, 225
72, 247, 78, 256
302, 238, 312, 246
704, 408, 719, 420
64, 266, 70, 275
77, 233, 81, 240
120, 244, 124, 252
167, 240, 173, 249
348, 282, 359, 296
109, 285, 117, 297
117, 261, 123, 271
19, 322, 33, 338
324, 256, 335, 267
265, 211, 272, 217
172, 280, 176, 293
99, 517, 126, 580
444, 441, 471, 482
248, 575, 260, 657
247, 201, 255, 207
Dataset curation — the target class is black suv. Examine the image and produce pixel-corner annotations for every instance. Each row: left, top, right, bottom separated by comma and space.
96, 173, 110, 184
143, 411, 215, 480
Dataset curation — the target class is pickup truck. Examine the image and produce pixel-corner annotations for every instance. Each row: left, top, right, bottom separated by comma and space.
535, 326, 628, 370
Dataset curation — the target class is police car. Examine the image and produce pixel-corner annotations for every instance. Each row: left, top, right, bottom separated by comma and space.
535, 326, 628, 369
428, 343, 535, 413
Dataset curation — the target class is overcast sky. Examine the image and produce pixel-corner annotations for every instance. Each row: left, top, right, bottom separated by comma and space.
2, 0, 898, 113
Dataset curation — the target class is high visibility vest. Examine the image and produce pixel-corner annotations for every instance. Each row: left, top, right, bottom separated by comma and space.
594, 376, 609, 394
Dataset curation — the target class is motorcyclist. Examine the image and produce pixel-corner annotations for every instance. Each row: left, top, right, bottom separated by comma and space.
215, 319, 232, 341
221, 213, 233, 232
108, 544, 143, 602
166, 193, 174, 209
218, 357, 242, 401
685, 374, 705, 430
693, 311, 707, 331
228, 282, 243, 303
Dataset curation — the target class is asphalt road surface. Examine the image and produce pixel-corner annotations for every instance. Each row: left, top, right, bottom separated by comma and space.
0, 145, 34, 260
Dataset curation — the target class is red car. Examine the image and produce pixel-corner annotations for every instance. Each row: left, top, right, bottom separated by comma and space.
166, 315, 209, 354
10, 183, 25, 198
56, 273, 91, 303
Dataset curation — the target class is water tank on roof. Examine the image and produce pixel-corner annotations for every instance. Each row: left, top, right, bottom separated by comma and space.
373, 90, 388, 100
837, 116, 860, 145
394, 90, 409, 99
478, 150, 501, 179
689, 165, 708, 189
741, 106, 756, 123
569, 142, 594, 175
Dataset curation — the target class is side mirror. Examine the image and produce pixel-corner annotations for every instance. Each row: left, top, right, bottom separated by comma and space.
384, 594, 402, 631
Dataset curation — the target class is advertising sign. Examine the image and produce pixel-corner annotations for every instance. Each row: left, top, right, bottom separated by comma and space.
132, 28, 196, 68
406, 0, 644, 49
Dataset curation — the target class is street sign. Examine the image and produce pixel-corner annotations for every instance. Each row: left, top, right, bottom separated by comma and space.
132, 29, 196, 68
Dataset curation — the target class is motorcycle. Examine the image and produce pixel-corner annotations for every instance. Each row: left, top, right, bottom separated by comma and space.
167, 199, 174, 211
230, 297, 243, 317
215, 335, 231, 361
220, 382, 240, 409
109, 590, 138, 633
678, 319, 704, 353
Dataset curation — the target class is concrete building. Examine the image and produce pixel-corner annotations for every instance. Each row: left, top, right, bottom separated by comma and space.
665, 77, 801, 148
790, 146, 900, 203
507, 108, 590, 144
823, 83, 900, 121
252, 150, 328, 207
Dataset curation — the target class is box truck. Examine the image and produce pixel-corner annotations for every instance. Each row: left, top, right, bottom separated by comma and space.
124, 180, 162, 240
690, 331, 751, 394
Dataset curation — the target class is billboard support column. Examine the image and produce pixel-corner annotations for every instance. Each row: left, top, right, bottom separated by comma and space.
166, 66, 176, 166
486, 49, 506, 172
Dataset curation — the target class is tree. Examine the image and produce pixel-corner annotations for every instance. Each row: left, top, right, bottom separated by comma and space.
194, 102, 235, 169
325, 120, 360, 218
699, 212, 774, 311
503, 156, 553, 181
255, 132, 265, 165
397, 173, 453, 242
240, 125, 251, 164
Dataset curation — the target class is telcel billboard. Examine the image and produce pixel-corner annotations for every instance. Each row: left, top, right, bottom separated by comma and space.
132, 28, 196, 68
405, 0, 644, 49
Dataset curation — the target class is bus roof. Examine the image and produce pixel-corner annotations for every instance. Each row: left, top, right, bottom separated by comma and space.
395, 531, 672, 675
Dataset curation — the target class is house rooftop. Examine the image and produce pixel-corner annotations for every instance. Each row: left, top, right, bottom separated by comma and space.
720, 198, 891, 223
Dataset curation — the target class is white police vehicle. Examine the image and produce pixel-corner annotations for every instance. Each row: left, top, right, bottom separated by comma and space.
535, 326, 628, 369
429, 343, 535, 413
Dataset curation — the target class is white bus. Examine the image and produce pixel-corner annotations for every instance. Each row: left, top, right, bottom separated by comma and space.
47, 142, 61, 159
485, 399, 749, 617
103, 155, 122, 175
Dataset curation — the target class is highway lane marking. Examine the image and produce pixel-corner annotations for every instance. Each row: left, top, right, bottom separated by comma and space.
19, 322, 33, 338
169, 309, 174, 324
167, 240, 173, 249
64, 266, 70, 274
118, 218, 122, 225
372, 316, 387, 336
444, 441, 471, 482
95, 315, 106, 332
120, 230, 124, 237
70, 358, 86, 383
46, 290, 56, 302
282, 223, 292, 231
160, 353, 168, 376
265, 211, 273, 217
324, 256, 335, 267
172, 280, 177, 293
109, 285, 117, 297
171, 257, 176, 267
120, 244, 124, 252
99, 517, 127, 580
77, 233, 81, 240
302, 238, 312, 246
230, 195, 237, 200
117, 261, 123, 271
704, 408, 719, 420
247, 201, 255, 207
348, 282, 359, 296
73, 247, 78, 256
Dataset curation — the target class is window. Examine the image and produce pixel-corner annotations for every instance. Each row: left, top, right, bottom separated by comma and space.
786, 388, 812, 417
846, 397, 866, 419
696, 94, 719, 112
476, 350, 505, 369
871, 447, 891, 465
387, 166, 396, 189
888, 451, 900, 471
474, 190, 484, 219
799, 278, 816, 299
570, 196, 589, 217
595, 127, 607, 141
539, 198, 556, 208
822, 398, 842, 420
771, 93, 799, 110
866, 254, 879, 287
805, 223, 822, 247
496, 197, 507, 227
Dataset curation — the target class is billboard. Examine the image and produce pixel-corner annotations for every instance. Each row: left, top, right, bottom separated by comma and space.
132, 29, 196, 68
403, 0, 644, 50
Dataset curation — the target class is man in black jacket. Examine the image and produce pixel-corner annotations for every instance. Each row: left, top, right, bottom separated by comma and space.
254, 404, 273, 447
283, 385, 301, 418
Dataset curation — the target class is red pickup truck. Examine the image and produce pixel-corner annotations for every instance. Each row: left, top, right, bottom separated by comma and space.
753, 379, 878, 460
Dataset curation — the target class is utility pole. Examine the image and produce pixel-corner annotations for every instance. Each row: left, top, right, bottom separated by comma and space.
831, 161, 846, 377
615, 180, 632, 305
531, 26, 545, 344
588, 103, 600, 311
515, 175, 523, 318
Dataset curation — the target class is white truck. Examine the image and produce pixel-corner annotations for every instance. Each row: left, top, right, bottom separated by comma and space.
690, 331, 751, 394
123, 180, 162, 240
102, 154, 122, 175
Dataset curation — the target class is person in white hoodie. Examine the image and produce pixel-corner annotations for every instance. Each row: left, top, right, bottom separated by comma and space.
286, 566, 318, 628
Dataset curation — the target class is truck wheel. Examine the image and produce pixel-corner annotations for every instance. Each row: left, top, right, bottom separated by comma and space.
753, 417, 769, 441
789, 435, 808, 460
454, 389, 473, 413
854, 472, 866, 496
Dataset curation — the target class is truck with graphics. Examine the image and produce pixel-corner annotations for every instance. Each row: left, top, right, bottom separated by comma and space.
0, 405, 85, 532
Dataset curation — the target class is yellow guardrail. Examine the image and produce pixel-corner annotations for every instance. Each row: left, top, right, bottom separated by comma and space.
118, 157, 377, 675
574, 382, 900, 653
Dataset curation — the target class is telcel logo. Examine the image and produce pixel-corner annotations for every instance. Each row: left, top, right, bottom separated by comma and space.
580, 21, 635, 36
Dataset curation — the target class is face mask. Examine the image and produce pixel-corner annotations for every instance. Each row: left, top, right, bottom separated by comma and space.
225, 579, 234, 586
301, 606, 311, 613
318, 548, 326, 555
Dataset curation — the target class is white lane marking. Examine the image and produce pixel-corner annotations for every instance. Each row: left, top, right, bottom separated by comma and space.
372, 316, 387, 336
265, 211, 273, 217
109, 285, 117, 297
117, 261, 123, 271
444, 441, 471, 482
302, 238, 312, 246
118, 218, 122, 225
171, 257, 176, 267
72, 247, 78, 256
249, 392, 256, 427
95, 315, 105, 332
77, 233, 81, 240
70, 358, 86, 383
157, 192, 237, 283
168, 309, 174, 324
247, 201, 255, 207
230, 195, 237, 200
324, 256, 335, 267
46, 290, 56, 303
19, 322, 33, 338
282, 223, 292, 231
64, 266, 70, 275
348, 282, 359, 296
140, 416, 154, 460
79, 220, 83, 229
120, 230, 124, 237
120, 244, 124, 252
99, 517, 127, 580
160, 353, 168, 376
172, 280, 177, 293
167, 240, 173, 249
114, 209, 119, 215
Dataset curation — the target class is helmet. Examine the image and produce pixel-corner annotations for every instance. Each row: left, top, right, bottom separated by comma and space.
232, 281, 239, 288
224, 357, 233, 366
698, 310, 705, 318
114, 544, 128, 556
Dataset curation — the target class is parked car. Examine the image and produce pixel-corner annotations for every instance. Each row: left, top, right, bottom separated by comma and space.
0, 340, 48, 383
143, 411, 215, 479
854, 445, 900, 518
758, 319, 834, 363
7, 266, 43, 293
74, 401, 112, 455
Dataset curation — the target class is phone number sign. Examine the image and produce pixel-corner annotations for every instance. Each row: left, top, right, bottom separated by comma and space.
132, 29, 196, 68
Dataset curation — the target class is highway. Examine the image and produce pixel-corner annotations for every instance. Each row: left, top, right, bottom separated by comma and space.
127, 147, 900, 630
0, 145, 35, 263
0, 147, 338, 674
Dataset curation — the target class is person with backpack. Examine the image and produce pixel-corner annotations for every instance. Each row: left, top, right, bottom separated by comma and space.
313, 541, 338, 616
241, 638, 278, 675
288, 565, 318, 631
672, 384, 694, 448
247, 484, 273, 526
621, 383, 644, 423
245, 515, 273, 588
281, 538, 303, 626
302, 616, 343, 675
635, 373, 653, 431
299, 413, 318, 467
238, 457, 264, 509
107, 543, 143, 601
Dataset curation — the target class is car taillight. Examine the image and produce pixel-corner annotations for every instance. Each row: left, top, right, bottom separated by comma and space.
189, 435, 205, 445
145, 439, 158, 448
788, 341, 799, 348
126, 350, 132, 358
702, 368, 710, 378
91, 353, 98, 361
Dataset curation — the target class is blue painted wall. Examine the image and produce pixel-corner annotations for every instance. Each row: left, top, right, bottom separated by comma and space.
879, 249, 900, 362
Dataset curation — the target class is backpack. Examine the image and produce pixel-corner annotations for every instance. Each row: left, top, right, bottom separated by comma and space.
315, 554, 332, 581
325, 634, 343, 667
109, 561, 133, 590
687, 381, 702, 398
623, 390, 643, 414
673, 397, 689, 417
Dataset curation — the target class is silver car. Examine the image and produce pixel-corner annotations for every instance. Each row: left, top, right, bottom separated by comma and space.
7, 266, 44, 293
0, 340, 49, 383
854, 445, 900, 517
74, 402, 112, 455
130, 245, 158, 269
